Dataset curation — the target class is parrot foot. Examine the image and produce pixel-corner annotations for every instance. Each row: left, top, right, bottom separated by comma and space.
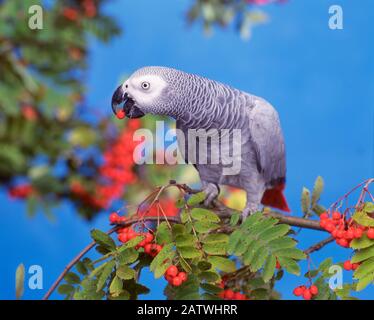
241, 204, 259, 220
202, 183, 220, 207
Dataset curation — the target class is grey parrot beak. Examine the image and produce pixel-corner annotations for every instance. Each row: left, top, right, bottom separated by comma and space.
111, 85, 145, 119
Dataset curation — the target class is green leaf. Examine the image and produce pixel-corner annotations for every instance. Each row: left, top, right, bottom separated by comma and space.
57, 284, 74, 295
350, 235, 374, 249
352, 210, 374, 227
197, 261, 212, 271
190, 208, 220, 223
274, 248, 306, 260
351, 245, 374, 263
200, 283, 223, 294
76, 261, 88, 275
64, 272, 80, 284
262, 255, 276, 283
116, 265, 135, 280
260, 224, 290, 242
311, 176, 324, 208
203, 243, 227, 255
202, 233, 229, 244
268, 237, 297, 251
156, 222, 172, 245
194, 221, 220, 233
15, 263, 25, 300
150, 243, 175, 274
230, 213, 241, 226
277, 257, 300, 276
187, 192, 205, 205
118, 248, 139, 265
208, 256, 236, 273
96, 260, 115, 292
355, 272, 374, 291
227, 230, 243, 254
198, 271, 220, 283
353, 257, 374, 279
119, 235, 144, 250
172, 224, 186, 237
90, 229, 116, 251
178, 246, 202, 259
109, 276, 123, 297
175, 234, 196, 247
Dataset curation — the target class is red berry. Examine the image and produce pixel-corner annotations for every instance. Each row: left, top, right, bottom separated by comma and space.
354, 228, 363, 239
343, 260, 352, 271
218, 291, 225, 299
178, 272, 187, 282
145, 233, 154, 243
320, 213, 329, 220
345, 229, 355, 240
352, 263, 360, 270
331, 229, 338, 238
109, 212, 120, 223
325, 222, 335, 232
218, 280, 225, 288
276, 259, 281, 269
224, 289, 235, 300
310, 285, 318, 295
337, 230, 345, 238
319, 220, 328, 228
172, 276, 182, 287
118, 233, 128, 243
337, 238, 349, 247
302, 289, 312, 300
332, 212, 341, 220
166, 265, 179, 277
164, 274, 174, 283
144, 243, 152, 254
233, 292, 246, 300
116, 110, 126, 119
293, 286, 304, 297
367, 228, 374, 239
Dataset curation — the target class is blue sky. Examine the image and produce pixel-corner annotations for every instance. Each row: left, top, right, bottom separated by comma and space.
0, 0, 373, 300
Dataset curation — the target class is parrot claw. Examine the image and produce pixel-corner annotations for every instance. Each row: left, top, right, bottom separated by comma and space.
241, 204, 259, 220
202, 183, 220, 207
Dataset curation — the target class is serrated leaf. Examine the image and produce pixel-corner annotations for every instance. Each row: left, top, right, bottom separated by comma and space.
64, 272, 80, 284
202, 233, 229, 244
227, 230, 244, 254
274, 248, 306, 260
191, 208, 220, 223
118, 248, 139, 265
198, 271, 220, 283
355, 272, 374, 291
350, 235, 374, 249
208, 256, 236, 273
351, 245, 374, 263
96, 260, 115, 292
109, 276, 123, 297
178, 246, 202, 259
172, 224, 186, 237
194, 221, 220, 233
116, 265, 135, 280
197, 261, 212, 271
150, 243, 174, 274
91, 229, 116, 251
230, 213, 240, 226
262, 255, 276, 283
200, 283, 223, 294
203, 243, 227, 255
156, 222, 172, 245
175, 234, 196, 247
352, 210, 374, 227
57, 284, 74, 295
260, 224, 290, 242
353, 257, 374, 279
187, 192, 206, 205
268, 237, 297, 251
76, 261, 88, 275
277, 257, 300, 275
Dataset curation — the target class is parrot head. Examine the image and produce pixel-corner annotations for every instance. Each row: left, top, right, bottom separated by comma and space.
111, 66, 179, 119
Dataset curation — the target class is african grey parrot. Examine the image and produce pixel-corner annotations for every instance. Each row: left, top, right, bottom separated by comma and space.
111, 66, 290, 218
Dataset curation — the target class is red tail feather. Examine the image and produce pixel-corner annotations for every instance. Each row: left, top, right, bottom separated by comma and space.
261, 183, 291, 213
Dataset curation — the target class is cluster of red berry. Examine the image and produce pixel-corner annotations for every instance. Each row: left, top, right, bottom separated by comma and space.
343, 260, 360, 271
71, 120, 140, 209
217, 279, 248, 300
319, 211, 374, 247
62, 0, 97, 21
8, 184, 34, 199
164, 265, 188, 287
293, 284, 318, 300
113, 218, 163, 258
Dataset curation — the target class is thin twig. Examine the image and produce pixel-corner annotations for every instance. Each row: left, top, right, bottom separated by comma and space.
304, 236, 335, 255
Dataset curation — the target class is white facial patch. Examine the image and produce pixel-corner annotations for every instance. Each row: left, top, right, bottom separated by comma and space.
126, 74, 168, 108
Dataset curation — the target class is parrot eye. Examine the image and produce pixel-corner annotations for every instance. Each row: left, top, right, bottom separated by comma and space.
141, 82, 150, 90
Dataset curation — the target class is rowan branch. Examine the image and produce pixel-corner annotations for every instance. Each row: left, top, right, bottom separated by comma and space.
304, 236, 335, 255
